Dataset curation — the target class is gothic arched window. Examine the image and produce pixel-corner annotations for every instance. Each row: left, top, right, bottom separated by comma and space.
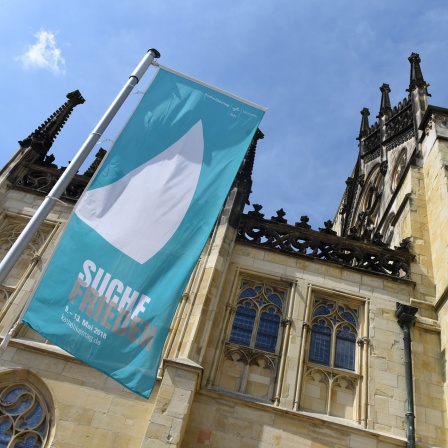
229, 282, 285, 353
308, 300, 358, 371
216, 278, 288, 400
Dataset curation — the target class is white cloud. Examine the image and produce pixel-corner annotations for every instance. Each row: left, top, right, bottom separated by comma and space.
16, 30, 65, 75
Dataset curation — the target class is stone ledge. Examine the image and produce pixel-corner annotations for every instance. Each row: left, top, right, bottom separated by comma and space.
199, 388, 406, 446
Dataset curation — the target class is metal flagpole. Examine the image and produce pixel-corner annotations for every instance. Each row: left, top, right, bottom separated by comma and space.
0, 48, 160, 286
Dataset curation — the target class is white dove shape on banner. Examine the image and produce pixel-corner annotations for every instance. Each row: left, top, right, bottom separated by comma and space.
75, 120, 204, 264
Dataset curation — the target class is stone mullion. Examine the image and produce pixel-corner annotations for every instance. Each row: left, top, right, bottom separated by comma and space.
274, 280, 296, 406
294, 284, 313, 410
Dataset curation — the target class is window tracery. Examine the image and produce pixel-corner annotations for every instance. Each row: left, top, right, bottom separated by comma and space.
300, 293, 366, 422
216, 278, 288, 400
0, 375, 52, 448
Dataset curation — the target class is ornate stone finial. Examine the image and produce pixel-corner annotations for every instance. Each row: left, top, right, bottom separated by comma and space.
295, 215, 311, 229
407, 53, 428, 92
319, 220, 336, 235
235, 128, 264, 200
271, 208, 287, 224
379, 84, 392, 117
19, 90, 85, 157
358, 108, 370, 139
84, 148, 107, 177
247, 204, 264, 218
380, 161, 388, 176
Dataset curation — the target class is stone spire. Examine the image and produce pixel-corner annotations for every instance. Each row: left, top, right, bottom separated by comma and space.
235, 128, 264, 196
408, 52, 428, 92
379, 83, 392, 116
19, 90, 85, 156
358, 108, 370, 139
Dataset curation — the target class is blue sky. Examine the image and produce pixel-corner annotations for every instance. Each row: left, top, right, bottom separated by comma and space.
1, 1, 448, 229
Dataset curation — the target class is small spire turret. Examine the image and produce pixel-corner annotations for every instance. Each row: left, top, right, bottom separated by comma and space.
379, 83, 392, 117
407, 53, 428, 92
358, 108, 370, 139
19, 90, 85, 156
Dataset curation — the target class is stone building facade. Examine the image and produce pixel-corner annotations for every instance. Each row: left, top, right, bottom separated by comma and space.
0, 53, 446, 447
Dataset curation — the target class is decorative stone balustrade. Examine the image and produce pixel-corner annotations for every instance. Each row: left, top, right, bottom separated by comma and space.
237, 214, 412, 279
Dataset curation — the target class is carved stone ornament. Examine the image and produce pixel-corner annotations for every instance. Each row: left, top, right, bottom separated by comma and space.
295, 216, 311, 229
380, 161, 388, 176
385, 129, 413, 152
247, 204, 264, 218
238, 214, 412, 279
271, 208, 287, 224
363, 129, 381, 154
385, 104, 413, 140
319, 220, 337, 235
364, 149, 380, 164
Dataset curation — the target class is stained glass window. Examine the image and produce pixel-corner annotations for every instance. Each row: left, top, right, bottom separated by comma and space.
308, 299, 358, 371
228, 280, 286, 354
0, 382, 50, 448
309, 320, 331, 365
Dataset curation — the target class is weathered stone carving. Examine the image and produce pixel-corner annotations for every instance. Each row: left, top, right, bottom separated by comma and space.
295, 216, 311, 229
238, 215, 412, 279
13, 164, 89, 201
363, 129, 380, 154
271, 208, 287, 224
385, 104, 413, 140
247, 204, 264, 218
364, 149, 380, 163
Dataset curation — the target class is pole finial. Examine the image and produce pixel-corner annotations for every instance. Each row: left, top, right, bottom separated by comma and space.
148, 48, 161, 59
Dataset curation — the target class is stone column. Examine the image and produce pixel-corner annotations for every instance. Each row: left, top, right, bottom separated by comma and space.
141, 358, 202, 448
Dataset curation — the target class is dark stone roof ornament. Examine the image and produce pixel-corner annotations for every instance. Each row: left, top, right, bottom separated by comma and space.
271, 208, 287, 224
358, 108, 370, 139
379, 84, 392, 117
247, 204, 264, 218
19, 90, 85, 157
319, 220, 337, 235
407, 53, 429, 93
295, 216, 311, 229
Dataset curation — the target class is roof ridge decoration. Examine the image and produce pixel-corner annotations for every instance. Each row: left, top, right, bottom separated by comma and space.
19, 90, 85, 157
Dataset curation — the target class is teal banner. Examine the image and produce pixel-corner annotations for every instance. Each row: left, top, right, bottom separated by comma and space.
23, 67, 265, 397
